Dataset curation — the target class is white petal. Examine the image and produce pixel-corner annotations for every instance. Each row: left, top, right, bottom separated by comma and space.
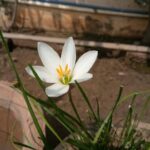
25, 66, 56, 83
45, 83, 69, 97
38, 42, 60, 77
73, 51, 98, 79
61, 37, 76, 72
72, 73, 93, 83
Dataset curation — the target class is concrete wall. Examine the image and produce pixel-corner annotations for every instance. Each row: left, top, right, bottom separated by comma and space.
0, 3, 148, 39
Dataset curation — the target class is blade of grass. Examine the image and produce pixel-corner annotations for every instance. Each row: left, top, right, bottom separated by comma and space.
10, 121, 23, 150
28, 64, 46, 90
92, 86, 123, 144
145, 142, 150, 150
13, 142, 37, 150
120, 94, 137, 148
68, 90, 93, 140
122, 118, 134, 147
136, 95, 150, 126
32, 100, 65, 147
67, 138, 90, 150
25, 90, 51, 108
75, 81, 97, 121
96, 98, 101, 122
119, 94, 137, 140
28, 65, 58, 108
119, 92, 139, 105
43, 106, 74, 134
68, 90, 82, 124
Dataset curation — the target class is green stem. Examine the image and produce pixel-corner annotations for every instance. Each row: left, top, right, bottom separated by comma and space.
68, 89, 82, 123
75, 81, 97, 122
68, 89, 93, 140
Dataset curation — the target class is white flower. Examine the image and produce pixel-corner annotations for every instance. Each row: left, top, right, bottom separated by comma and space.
25, 37, 98, 97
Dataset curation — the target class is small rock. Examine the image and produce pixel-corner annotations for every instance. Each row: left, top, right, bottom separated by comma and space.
12, 57, 18, 62
118, 72, 125, 76
109, 76, 114, 81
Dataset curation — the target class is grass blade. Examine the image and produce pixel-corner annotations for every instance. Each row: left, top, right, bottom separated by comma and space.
13, 142, 36, 150
28, 64, 46, 90
75, 81, 97, 121
68, 90, 82, 123
67, 138, 89, 150
93, 86, 123, 144
32, 100, 65, 147
120, 94, 137, 147
96, 98, 101, 122
28, 65, 57, 108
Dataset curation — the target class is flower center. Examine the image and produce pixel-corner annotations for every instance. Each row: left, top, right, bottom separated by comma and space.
56, 64, 72, 84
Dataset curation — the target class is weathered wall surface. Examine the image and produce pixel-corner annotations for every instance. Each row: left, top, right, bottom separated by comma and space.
58, 0, 147, 10
0, 81, 44, 150
0, 4, 148, 38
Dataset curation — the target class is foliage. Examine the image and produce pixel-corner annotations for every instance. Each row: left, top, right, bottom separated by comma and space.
0, 31, 150, 150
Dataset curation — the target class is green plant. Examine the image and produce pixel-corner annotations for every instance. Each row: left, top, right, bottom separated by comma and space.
0, 31, 150, 150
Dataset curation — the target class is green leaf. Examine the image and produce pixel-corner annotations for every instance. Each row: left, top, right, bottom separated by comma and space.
75, 81, 97, 121
145, 142, 150, 150
93, 86, 123, 144
68, 90, 82, 124
32, 100, 65, 147
13, 141, 36, 150
96, 98, 101, 122
137, 95, 150, 124
120, 94, 137, 147
28, 65, 57, 108
67, 138, 90, 150
28, 64, 46, 90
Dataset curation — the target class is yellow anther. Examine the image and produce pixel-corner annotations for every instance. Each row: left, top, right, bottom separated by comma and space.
65, 64, 68, 72
66, 69, 70, 75
56, 68, 62, 78
59, 65, 63, 75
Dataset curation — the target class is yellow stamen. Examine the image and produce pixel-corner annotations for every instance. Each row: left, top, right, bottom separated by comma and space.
56, 68, 61, 78
66, 69, 70, 76
65, 64, 68, 72
56, 64, 72, 84
59, 65, 63, 75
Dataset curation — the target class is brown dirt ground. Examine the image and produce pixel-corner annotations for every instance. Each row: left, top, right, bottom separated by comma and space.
0, 45, 150, 127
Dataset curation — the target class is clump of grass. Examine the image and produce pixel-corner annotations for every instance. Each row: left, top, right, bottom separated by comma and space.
0, 31, 150, 150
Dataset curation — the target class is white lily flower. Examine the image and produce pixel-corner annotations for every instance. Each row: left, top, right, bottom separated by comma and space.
25, 37, 98, 97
